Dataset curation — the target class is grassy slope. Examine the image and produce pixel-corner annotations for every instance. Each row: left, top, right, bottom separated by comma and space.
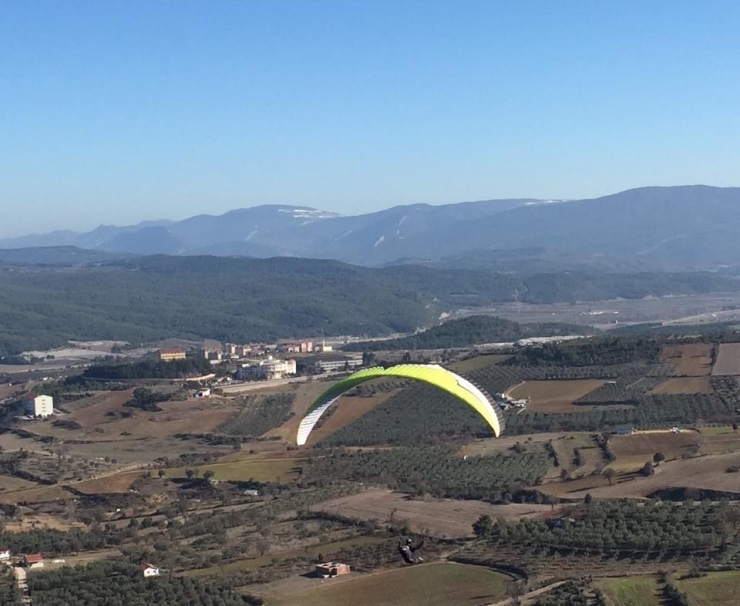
598, 575, 662, 606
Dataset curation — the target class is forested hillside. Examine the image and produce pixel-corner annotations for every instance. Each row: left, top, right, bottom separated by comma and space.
343, 315, 593, 351
1, 255, 738, 356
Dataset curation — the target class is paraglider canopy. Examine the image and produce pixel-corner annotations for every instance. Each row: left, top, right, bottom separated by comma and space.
295, 364, 504, 446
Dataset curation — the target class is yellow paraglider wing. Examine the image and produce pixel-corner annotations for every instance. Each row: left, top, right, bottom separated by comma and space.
296, 364, 503, 446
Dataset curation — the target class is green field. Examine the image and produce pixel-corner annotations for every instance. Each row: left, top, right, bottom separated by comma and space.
269, 563, 510, 606
165, 457, 303, 483
676, 570, 740, 605
599, 575, 661, 606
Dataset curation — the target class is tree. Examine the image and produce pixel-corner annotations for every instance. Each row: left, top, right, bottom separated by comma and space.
584, 493, 593, 505
256, 538, 271, 556
653, 452, 665, 465
733, 422, 738, 432
158, 469, 166, 479
203, 470, 215, 484
185, 469, 195, 480
603, 468, 616, 485
640, 461, 654, 477
472, 514, 493, 537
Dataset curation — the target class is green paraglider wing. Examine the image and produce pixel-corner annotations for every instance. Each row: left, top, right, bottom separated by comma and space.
296, 364, 504, 446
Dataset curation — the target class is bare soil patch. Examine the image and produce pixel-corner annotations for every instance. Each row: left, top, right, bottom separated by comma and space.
311, 488, 555, 539
508, 380, 605, 412
650, 376, 713, 394
73, 470, 145, 494
661, 343, 713, 376
611, 430, 700, 460
712, 343, 740, 375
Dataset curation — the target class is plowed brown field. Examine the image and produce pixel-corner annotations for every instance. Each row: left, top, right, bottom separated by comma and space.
662, 343, 713, 376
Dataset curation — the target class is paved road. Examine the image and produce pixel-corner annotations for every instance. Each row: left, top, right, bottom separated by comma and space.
12, 565, 31, 605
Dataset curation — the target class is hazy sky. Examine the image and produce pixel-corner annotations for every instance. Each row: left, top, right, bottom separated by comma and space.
2, 1, 740, 238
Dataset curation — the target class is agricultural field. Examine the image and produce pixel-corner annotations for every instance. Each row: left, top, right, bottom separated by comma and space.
698, 425, 740, 455
676, 570, 740, 606
0, 484, 70, 504
0, 473, 39, 493
165, 455, 303, 483
597, 575, 662, 606
264, 380, 335, 441
72, 470, 145, 495
266, 562, 510, 606
608, 430, 700, 472
27, 390, 238, 442
219, 392, 294, 438
650, 376, 713, 394
507, 379, 606, 412
448, 354, 510, 373
661, 343, 714, 376
305, 389, 404, 446
712, 342, 740, 375
311, 488, 555, 539
566, 450, 740, 499
187, 535, 388, 579
546, 433, 606, 479
457, 432, 564, 457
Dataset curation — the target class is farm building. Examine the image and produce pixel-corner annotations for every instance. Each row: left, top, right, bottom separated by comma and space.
315, 562, 351, 577
21, 393, 54, 417
23, 553, 44, 569
193, 388, 211, 399
613, 425, 636, 436
158, 347, 186, 362
0, 547, 10, 561
142, 563, 161, 577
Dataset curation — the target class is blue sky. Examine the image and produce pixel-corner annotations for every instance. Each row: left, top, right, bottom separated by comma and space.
2, 1, 739, 237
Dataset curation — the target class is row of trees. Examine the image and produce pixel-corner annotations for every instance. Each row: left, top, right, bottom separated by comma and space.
218, 392, 295, 437
303, 447, 551, 501
476, 500, 739, 556
27, 561, 247, 606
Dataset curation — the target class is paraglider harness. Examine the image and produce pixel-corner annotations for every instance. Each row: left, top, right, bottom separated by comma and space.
398, 537, 424, 564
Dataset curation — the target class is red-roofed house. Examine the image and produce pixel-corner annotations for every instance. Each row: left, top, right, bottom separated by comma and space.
23, 553, 44, 569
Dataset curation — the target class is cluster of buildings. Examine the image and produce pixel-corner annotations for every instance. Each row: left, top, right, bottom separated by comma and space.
154, 339, 364, 384
236, 357, 297, 381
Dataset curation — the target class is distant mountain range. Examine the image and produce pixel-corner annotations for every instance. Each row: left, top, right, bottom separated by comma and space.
3, 185, 740, 270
